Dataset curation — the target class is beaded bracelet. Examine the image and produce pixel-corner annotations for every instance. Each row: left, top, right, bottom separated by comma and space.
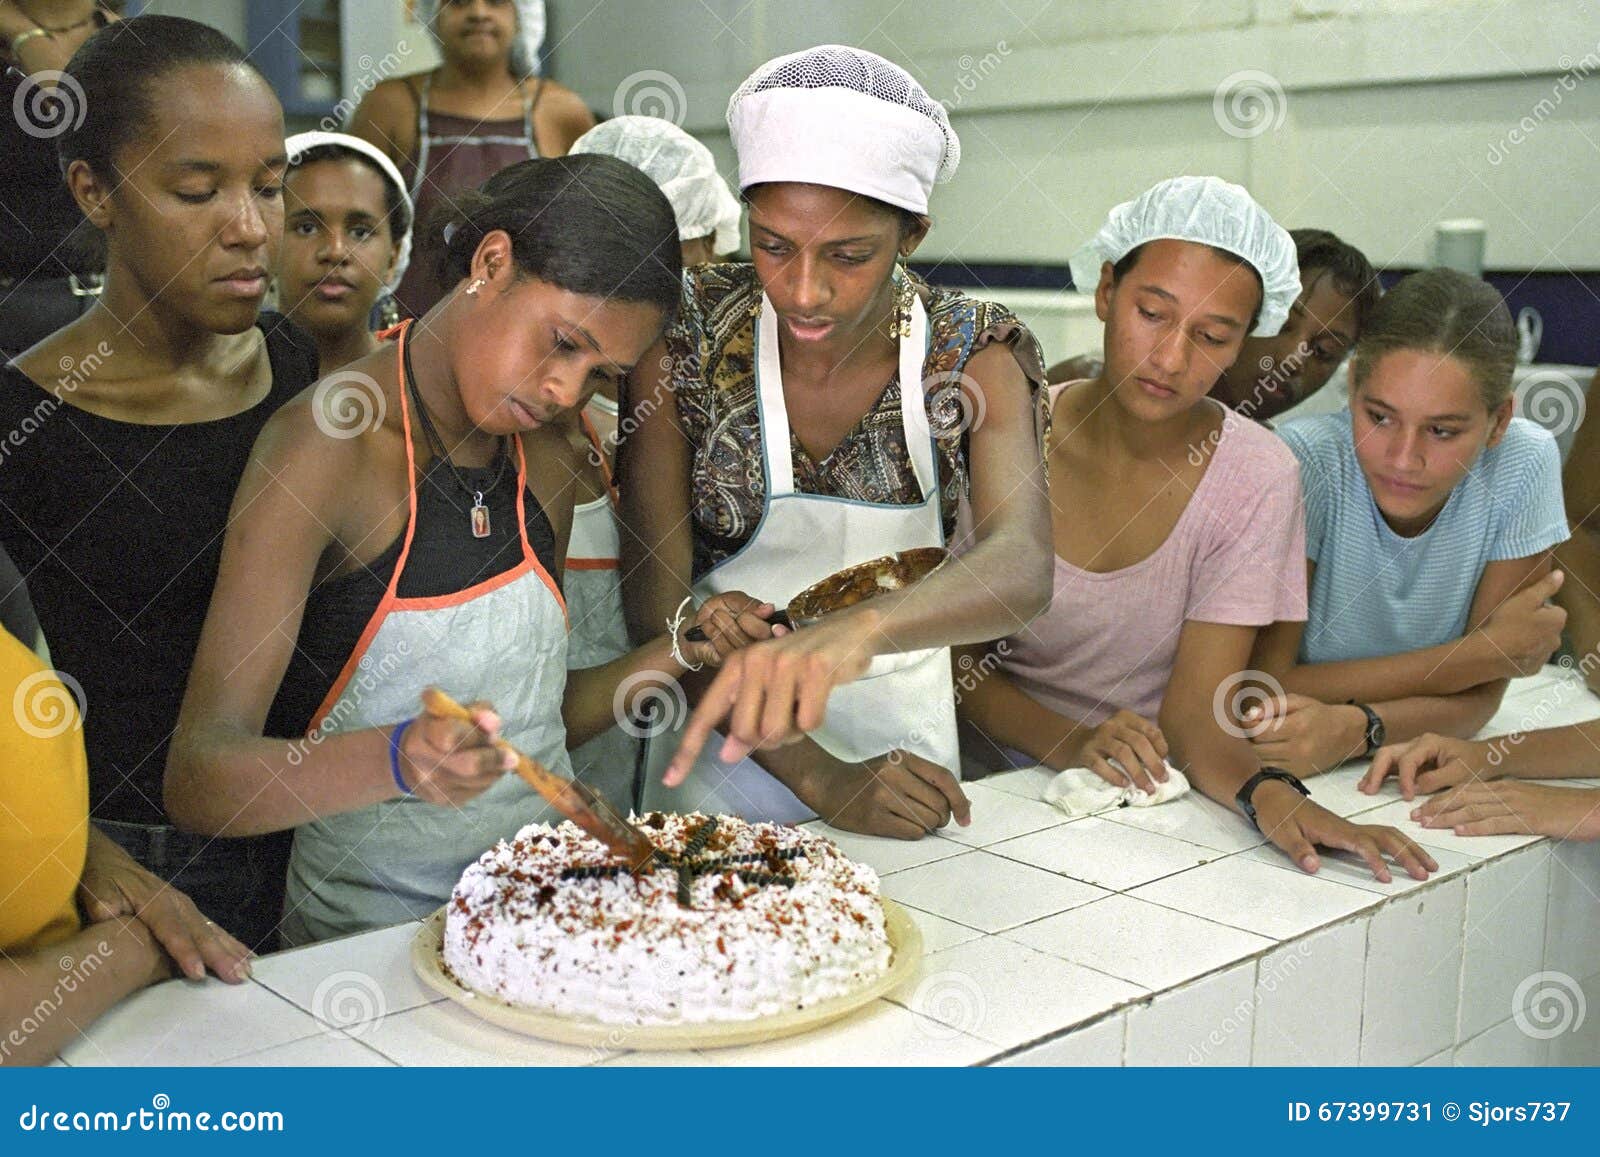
667, 594, 704, 671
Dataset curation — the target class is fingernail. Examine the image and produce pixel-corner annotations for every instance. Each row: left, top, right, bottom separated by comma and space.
502, 751, 517, 769
236, 960, 252, 980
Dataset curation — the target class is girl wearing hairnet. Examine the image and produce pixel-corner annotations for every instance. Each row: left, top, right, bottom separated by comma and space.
618, 47, 1054, 841
348, 0, 595, 319
958, 176, 1436, 884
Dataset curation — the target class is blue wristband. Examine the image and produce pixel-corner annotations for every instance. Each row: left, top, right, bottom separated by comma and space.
389, 718, 416, 795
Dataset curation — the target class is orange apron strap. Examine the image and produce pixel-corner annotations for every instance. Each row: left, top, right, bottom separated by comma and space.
578, 411, 620, 507
511, 433, 569, 627
309, 321, 424, 732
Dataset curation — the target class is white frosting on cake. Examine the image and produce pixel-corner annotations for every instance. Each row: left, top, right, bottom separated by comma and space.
441, 813, 892, 1025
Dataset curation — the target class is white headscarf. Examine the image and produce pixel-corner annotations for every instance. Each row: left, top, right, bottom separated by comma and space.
726, 45, 959, 215
1069, 175, 1301, 336
415, 0, 545, 78
569, 116, 742, 256
285, 131, 414, 292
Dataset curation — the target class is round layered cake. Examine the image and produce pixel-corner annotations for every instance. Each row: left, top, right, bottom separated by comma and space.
441, 812, 892, 1025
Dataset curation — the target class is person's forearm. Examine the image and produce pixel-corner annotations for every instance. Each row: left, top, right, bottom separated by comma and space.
165, 724, 399, 836
1369, 684, 1505, 747
1556, 531, 1600, 687
564, 635, 690, 749
953, 646, 1085, 771
1160, 698, 1263, 814
844, 525, 1051, 659
1281, 631, 1505, 703
1494, 719, 1600, 780
0, 919, 167, 1067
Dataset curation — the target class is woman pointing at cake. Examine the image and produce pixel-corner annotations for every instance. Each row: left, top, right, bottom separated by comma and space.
618, 47, 1053, 837
165, 156, 766, 945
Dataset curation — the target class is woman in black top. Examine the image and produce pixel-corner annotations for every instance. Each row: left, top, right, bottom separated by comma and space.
0, 16, 316, 954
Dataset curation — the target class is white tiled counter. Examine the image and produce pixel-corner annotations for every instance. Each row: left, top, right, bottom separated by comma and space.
57, 667, 1600, 1067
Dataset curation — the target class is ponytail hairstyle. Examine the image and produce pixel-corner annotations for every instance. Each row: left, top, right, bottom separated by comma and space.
429, 154, 683, 326
1350, 268, 1517, 409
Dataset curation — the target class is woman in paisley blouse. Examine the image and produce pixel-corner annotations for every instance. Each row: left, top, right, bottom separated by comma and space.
618, 46, 1052, 839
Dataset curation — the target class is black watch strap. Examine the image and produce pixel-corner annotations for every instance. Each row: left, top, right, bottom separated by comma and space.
1236, 768, 1310, 831
1350, 701, 1386, 756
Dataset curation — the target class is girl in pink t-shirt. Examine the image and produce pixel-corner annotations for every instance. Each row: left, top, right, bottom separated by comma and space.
957, 177, 1437, 884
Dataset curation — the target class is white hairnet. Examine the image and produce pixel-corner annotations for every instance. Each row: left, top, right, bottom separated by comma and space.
569, 116, 742, 256
1069, 175, 1301, 336
415, 0, 545, 78
285, 131, 414, 292
726, 45, 959, 215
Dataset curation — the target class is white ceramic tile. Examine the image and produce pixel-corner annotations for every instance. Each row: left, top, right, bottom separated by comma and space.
1359, 877, 1467, 1066
1452, 1017, 1551, 1066
989, 816, 1218, 892
250, 921, 441, 1029
1250, 918, 1368, 1066
1461, 847, 1553, 1041
59, 979, 321, 1067
931, 781, 1071, 849
1358, 798, 1546, 861
988, 1012, 1125, 1066
1236, 840, 1476, 896
1100, 794, 1266, 854
358, 999, 604, 1066
1416, 1048, 1453, 1066
1129, 855, 1379, 940
699, 999, 991, 1066
899, 904, 986, 954
1544, 841, 1600, 980
1302, 765, 1398, 818
1547, 972, 1600, 1066
798, 819, 966, 877
978, 765, 1058, 800
1125, 963, 1257, 1065
888, 936, 1143, 1050
1003, 894, 1271, 990
883, 850, 1108, 934
216, 1030, 395, 1066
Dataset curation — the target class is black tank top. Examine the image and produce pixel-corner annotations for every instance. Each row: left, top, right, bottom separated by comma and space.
0, 313, 319, 823
264, 432, 560, 740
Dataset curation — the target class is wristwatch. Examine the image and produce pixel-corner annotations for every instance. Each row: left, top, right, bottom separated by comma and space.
1235, 768, 1310, 831
1350, 701, 1386, 756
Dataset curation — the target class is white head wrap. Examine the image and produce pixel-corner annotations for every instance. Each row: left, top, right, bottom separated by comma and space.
726, 45, 959, 215
569, 116, 742, 256
415, 0, 545, 78
285, 131, 414, 292
1068, 175, 1301, 336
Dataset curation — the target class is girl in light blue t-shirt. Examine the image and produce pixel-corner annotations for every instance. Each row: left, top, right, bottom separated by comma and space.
1254, 269, 1569, 779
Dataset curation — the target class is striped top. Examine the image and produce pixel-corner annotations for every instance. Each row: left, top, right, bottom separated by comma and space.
1280, 410, 1568, 664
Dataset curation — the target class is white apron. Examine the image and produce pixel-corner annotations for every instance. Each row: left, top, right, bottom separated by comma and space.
281, 323, 573, 946
563, 414, 641, 814
641, 292, 960, 822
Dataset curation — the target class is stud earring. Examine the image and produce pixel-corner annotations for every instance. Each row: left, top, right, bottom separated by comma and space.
465, 278, 485, 296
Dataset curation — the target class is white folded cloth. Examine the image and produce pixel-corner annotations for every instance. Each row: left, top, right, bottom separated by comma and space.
1042, 761, 1191, 818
